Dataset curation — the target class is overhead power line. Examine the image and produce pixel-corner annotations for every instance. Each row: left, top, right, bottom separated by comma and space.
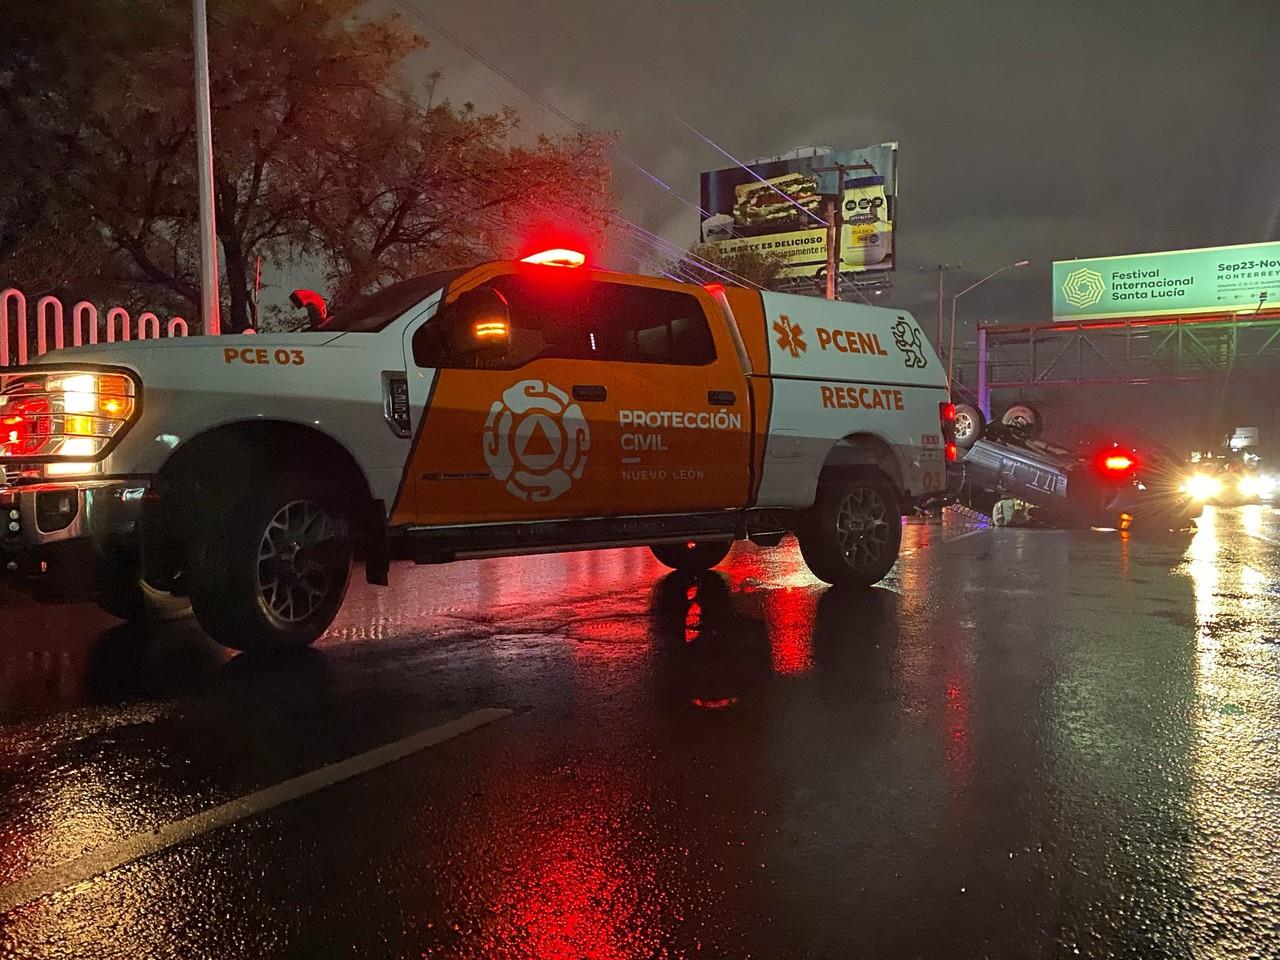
511, 0, 827, 227
389, 0, 712, 225
388, 0, 766, 289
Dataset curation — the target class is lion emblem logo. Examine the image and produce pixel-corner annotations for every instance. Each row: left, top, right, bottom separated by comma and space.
891, 319, 927, 369
483, 379, 590, 502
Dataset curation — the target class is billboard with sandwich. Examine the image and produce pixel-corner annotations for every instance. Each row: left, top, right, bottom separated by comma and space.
699, 142, 898, 280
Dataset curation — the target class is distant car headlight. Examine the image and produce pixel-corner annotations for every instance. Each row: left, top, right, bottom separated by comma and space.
1184, 474, 1222, 500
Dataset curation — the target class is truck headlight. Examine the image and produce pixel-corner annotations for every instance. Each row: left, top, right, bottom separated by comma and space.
1183, 474, 1221, 500
0, 369, 138, 475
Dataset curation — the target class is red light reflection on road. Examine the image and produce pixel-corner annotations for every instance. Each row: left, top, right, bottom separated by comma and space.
723, 547, 820, 676
684, 582, 701, 644
443, 770, 684, 960
945, 676, 972, 780
764, 587, 818, 676
691, 697, 740, 709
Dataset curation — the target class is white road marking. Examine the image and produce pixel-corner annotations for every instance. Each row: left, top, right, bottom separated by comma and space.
0, 707, 513, 914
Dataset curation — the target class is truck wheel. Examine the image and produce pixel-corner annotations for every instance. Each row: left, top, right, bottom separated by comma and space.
650, 539, 732, 573
953, 403, 986, 449
798, 470, 902, 587
188, 473, 354, 653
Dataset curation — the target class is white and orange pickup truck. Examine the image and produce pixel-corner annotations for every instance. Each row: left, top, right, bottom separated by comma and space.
1, 251, 953, 651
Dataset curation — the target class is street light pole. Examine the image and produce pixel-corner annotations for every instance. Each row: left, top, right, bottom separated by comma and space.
193, 0, 221, 335
947, 259, 1029, 388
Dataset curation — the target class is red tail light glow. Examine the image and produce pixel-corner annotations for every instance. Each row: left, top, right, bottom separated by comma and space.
1104, 454, 1134, 472
1094, 448, 1138, 478
520, 248, 586, 268
939, 401, 958, 462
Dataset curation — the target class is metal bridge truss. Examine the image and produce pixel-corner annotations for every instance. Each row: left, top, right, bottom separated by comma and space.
964, 309, 1280, 415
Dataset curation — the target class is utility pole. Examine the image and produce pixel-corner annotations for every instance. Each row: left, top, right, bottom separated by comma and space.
948, 259, 1030, 388
813, 161, 851, 301
193, 0, 221, 335
814, 159, 878, 302
920, 264, 962, 351
823, 194, 842, 300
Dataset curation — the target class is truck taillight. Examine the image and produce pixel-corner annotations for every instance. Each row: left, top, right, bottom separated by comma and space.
939, 402, 958, 461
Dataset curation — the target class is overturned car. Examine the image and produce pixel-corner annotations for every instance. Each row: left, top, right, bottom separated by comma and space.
949, 403, 1201, 532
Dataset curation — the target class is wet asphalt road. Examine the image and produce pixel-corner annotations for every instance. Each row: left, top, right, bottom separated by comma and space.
0, 506, 1278, 959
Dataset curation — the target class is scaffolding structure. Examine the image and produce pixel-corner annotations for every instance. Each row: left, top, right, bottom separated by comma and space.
966, 308, 1280, 415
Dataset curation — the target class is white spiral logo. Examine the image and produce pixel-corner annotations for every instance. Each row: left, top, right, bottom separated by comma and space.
1062, 267, 1106, 308
482, 379, 590, 502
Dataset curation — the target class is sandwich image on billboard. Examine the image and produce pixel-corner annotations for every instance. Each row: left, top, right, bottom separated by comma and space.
699, 142, 897, 279
733, 173, 824, 227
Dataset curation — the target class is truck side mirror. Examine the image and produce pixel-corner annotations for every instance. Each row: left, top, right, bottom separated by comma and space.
451, 288, 511, 362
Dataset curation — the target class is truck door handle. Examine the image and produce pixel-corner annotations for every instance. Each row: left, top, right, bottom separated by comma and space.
573, 384, 607, 402
708, 390, 736, 406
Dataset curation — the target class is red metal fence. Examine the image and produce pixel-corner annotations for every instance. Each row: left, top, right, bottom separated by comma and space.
1, 287, 191, 367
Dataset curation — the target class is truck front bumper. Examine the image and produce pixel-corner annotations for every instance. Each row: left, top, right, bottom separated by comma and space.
1, 479, 149, 594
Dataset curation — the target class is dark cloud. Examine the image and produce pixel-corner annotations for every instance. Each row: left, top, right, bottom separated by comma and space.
385, 0, 1280, 438
408, 0, 1277, 309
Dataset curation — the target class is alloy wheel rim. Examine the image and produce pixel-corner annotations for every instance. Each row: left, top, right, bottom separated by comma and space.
955, 410, 976, 441
835, 487, 890, 568
256, 499, 345, 623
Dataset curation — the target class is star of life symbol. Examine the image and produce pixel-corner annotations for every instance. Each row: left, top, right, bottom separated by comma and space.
483, 379, 590, 502
773, 314, 806, 357
1062, 267, 1106, 308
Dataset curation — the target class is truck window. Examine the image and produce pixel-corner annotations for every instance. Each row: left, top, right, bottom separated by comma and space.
416, 275, 717, 369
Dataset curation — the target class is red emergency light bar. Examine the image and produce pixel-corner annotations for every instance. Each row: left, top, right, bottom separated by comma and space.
520, 248, 586, 268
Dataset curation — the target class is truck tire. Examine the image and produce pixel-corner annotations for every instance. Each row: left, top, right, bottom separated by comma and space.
650, 539, 732, 573
187, 472, 354, 653
798, 469, 902, 587
953, 403, 986, 449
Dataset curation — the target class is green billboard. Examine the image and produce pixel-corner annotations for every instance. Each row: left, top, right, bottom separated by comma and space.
1052, 241, 1280, 321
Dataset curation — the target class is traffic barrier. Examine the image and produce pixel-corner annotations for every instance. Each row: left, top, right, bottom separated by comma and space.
1, 287, 190, 367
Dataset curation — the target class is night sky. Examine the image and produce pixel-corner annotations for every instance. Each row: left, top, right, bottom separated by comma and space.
386, 0, 1280, 446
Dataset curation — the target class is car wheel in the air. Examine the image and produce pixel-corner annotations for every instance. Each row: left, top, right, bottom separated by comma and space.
953, 403, 986, 449
1001, 403, 1043, 439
